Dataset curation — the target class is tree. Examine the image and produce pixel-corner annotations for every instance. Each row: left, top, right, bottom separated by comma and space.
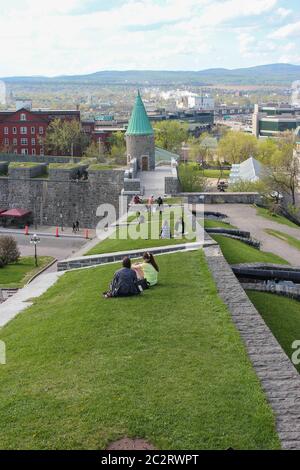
188, 134, 212, 165
45, 119, 90, 157
178, 164, 208, 192
0, 236, 20, 267
257, 138, 278, 164
154, 121, 189, 153
83, 141, 106, 163
218, 131, 258, 164
267, 132, 299, 206
107, 131, 126, 165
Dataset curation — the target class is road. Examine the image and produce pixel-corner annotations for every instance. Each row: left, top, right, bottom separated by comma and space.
206, 203, 300, 266
10, 232, 88, 273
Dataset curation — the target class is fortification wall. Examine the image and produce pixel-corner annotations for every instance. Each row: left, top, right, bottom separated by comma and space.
0, 168, 125, 228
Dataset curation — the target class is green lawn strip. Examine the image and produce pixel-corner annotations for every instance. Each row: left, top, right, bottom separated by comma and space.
255, 206, 299, 229
247, 291, 300, 373
0, 256, 54, 288
202, 169, 230, 179
211, 235, 288, 265
204, 219, 237, 230
87, 209, 196, 256
265, 229, 300, 252
0, 251, 280, 449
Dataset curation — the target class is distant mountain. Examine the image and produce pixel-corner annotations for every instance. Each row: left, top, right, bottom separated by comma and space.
2, 63, 300, 86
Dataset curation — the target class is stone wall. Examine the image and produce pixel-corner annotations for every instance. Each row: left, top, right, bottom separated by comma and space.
0, 168, 125, 228
126, 134, 155, 170
183, 192, 262, 204
165, 177, 181, 195
123, 178, 141, 193
0, 153, 81, 165
8, 164, 47, 179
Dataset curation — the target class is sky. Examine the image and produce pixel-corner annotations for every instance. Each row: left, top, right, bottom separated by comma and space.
0, 0, 299, 77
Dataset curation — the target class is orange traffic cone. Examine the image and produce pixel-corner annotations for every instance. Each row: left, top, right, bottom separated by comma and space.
24, 225, 29, 236
55, 227, 59, 238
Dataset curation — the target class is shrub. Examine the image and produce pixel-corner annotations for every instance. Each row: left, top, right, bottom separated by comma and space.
0, 236, 20, 267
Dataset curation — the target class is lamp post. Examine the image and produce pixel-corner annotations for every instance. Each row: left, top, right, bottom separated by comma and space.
30, 234, 40, 267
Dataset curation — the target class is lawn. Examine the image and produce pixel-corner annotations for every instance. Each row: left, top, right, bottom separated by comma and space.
0, 251, 280, 449
86, 210, 196, 256
211, 235, 288, 265
247, 291, 300, 373
265, 229, 300, 252
0, 256, 53, 288
202, 169, 230, 179
256, 206, 300, 229
204, 219, 237, 230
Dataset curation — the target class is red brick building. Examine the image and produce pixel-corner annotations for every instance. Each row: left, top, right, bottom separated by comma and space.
0, 108, 80, 156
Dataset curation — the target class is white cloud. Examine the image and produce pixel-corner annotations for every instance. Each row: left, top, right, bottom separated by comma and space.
0, 0, 293, 76
270, 21, 300, 39
275, 7, 292, 19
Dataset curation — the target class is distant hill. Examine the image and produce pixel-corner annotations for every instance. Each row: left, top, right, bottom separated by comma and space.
2, 63, 300, 86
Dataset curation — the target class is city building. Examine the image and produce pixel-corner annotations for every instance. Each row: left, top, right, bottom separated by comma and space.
0, 105, 80, 156
176, 93, 214, 110
252, 103, 300, 138
126, 91, 155, 171
291, 81, 300, 108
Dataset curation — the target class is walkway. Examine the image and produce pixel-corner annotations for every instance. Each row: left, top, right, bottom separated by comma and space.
207, 203, 300, 266
137, 165, 173, 197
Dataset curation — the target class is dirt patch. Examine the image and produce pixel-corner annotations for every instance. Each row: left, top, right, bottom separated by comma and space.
106, 437, 156, 450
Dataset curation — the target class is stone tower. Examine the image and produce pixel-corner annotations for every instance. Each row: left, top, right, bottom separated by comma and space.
126, 91, 155, 171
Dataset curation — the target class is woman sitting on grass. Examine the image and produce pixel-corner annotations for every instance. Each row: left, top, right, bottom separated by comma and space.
133, 252, 159, 287
104, 257, 140, 298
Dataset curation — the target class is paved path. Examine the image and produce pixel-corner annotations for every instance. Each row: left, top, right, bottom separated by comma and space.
0, 271, 65, 327
206, 203, 300, 266
137, 165, 173, 197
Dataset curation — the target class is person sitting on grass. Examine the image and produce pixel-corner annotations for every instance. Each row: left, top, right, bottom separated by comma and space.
133, 252, 159, 287
103, 257, 140, 298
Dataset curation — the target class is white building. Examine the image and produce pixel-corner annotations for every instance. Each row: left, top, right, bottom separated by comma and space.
0, 81, 6, 106
291, 81, 300, 108
176, 92, 214, 110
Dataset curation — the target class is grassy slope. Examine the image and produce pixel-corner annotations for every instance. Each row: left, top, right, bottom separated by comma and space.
202, 169, 230, 179
204, 219, 237, 229
0, 251, 280, 450
0, 256, 53, 288
211, 235, 288, 265
87, 211, 196, 256
247, 291, 300, 374
256, 206, 299, 229
265, 229, 300, 252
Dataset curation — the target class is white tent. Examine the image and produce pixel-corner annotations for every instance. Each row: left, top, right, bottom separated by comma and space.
229, 157, 265, 183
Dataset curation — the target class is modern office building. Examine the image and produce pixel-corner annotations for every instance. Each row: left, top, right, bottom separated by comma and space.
252, 103, 300, 138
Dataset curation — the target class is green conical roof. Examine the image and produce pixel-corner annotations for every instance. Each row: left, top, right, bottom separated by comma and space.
126, 91, 154, 136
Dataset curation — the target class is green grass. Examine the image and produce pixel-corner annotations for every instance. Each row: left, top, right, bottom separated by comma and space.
9, 162, 41, 168
204, 219, 237, 229
265, 229, 300, 252
0, 251, 280, 449
211, 235, 288, 265
88, 164, 118, 171
0, 256, 53, 288
247, 291, 300, 373
86, 210, 195, 256
202, 169, 230, 179
49, 163, 83, 169
256, 206, 300, 229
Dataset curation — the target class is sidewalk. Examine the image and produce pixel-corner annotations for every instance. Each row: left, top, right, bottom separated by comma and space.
0, 225, 96, 240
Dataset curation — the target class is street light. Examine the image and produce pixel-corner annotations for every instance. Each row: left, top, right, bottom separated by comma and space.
30, 234, 40, 267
